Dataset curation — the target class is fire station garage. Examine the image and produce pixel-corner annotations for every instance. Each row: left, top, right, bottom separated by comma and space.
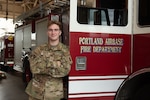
0, 0, 69, 100
1, 0, 150, 100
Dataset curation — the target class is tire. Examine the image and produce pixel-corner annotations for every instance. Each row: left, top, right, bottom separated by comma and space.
132, 84, 150, 100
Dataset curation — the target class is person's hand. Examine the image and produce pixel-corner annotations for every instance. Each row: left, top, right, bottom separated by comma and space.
57, 61, 61, 67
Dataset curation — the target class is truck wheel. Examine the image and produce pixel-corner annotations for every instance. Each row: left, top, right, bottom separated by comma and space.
132, 84, 150, 100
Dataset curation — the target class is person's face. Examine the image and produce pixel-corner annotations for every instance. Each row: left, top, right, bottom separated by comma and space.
47, 24, 61, 41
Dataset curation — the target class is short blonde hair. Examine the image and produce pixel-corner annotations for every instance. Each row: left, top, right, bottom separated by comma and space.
47, 20, 62, 30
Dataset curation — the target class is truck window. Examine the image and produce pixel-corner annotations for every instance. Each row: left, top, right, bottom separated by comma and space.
77, 0, 128, 26
139, 0, 150, 26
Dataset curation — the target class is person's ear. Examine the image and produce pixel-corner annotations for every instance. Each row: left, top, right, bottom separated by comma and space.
59, 31, 62, 36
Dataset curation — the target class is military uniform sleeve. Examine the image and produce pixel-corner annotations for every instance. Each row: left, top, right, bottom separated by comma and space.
47, 51, 72, 78
29, 47, 47, 74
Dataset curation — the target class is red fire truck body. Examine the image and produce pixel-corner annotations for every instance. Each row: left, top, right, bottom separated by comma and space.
68, 0, 150, 100
3, 35, 14, 68
69, 33, 130, 99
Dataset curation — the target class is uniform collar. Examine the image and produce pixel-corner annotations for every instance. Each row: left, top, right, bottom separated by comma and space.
47, 42, 63, 51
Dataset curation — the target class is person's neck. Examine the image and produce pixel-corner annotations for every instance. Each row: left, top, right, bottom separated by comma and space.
49, 40, 59, 46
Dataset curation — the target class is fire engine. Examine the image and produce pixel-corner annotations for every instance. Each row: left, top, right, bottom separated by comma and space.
14, 0, 150, 100
0, 35, 14, 71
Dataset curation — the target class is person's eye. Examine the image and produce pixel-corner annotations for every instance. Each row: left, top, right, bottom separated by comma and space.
48, 29, 52, 32
54, 29, 59, 31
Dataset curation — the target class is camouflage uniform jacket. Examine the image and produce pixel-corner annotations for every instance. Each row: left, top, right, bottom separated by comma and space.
25, 42, 72, 100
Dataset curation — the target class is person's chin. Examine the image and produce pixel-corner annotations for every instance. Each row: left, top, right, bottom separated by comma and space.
50, 38, 58, 41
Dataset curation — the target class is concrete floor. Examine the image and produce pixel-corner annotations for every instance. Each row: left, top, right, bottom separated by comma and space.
0, 71, 28, 100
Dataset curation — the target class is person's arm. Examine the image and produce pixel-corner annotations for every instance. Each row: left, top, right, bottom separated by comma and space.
29, 46, 47, 74
46, 51, 72, 78
29, 45, 72, 77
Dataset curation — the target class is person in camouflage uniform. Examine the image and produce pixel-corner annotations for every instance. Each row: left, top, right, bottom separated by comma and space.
25, 20, 72, 100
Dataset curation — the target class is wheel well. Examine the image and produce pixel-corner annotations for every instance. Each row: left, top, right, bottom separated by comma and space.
115, 71, 150, 100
